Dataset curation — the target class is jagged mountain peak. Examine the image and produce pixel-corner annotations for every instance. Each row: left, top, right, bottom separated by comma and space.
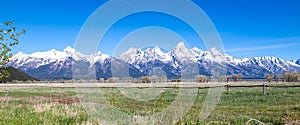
209, 47, 222, 54
174, 42, 186, 49
143, 47, 166, 58
14, 51, 27, 58
207, 48, 225, 57
250, 56, 287, 63
144, 46, 163, 53
63, 46, 75, 54
191, 47, 202, 52
190, 47, 204, 55
123, 48, 142, 55
250, 56, 295, 66
170, 42, 197, 62
173, 42, 190, 53
30, 49, 69, 59
253, 56, 278, 60
119, 48, 140, 59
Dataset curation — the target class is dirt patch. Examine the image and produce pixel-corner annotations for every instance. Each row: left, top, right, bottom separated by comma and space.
1, 94, 80, 107
48, 94, 80, 105
0, 96, 19, 103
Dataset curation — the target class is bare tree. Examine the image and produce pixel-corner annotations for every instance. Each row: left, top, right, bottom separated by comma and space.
232, 74, 242, 82
209, 76, 215, 82
226, 75, 231, 83
99, 78, 105, 83
275, 74, 281, 82
283, 71, 299, 82
296, 73, 300, 82
141, 76, 151, 83
196, 75, 207, 83
107, 77, 119, 83
266, 74, 274, 83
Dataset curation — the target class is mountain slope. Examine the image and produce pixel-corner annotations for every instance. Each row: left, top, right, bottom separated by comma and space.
0, 67, 38, 82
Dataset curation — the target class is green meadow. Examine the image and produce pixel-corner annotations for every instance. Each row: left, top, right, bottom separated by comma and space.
0, 82, 299, 125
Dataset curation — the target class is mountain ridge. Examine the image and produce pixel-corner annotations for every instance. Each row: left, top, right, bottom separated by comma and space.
7, 43, 300, 79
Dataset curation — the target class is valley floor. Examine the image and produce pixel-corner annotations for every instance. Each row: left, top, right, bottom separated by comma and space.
0, 82, 299, 124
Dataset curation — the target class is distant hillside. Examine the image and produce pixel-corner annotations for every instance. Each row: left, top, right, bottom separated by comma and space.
0, 67, 39, 83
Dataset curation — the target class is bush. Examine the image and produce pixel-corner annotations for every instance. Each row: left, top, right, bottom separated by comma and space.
141, 76, 151, 83
195, 75, 207, 83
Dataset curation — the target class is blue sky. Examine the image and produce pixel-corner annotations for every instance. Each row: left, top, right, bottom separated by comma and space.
1, 0, 300, 60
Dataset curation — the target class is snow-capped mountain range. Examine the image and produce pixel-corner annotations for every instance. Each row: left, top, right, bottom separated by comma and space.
6, 42, 300, 79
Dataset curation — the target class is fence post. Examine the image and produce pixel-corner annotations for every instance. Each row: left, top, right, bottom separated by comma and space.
263, 83, 266, 96
226, 83, 230, 94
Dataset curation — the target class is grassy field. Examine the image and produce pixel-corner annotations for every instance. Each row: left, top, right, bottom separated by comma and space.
0, 82, 299, 124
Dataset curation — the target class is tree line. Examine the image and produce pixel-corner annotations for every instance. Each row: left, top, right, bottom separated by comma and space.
196, 71, 300, 83
266, 71, 300, 82
98, 76, 168, 83
58, 71, 300, 83
195, 74, 242, 83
